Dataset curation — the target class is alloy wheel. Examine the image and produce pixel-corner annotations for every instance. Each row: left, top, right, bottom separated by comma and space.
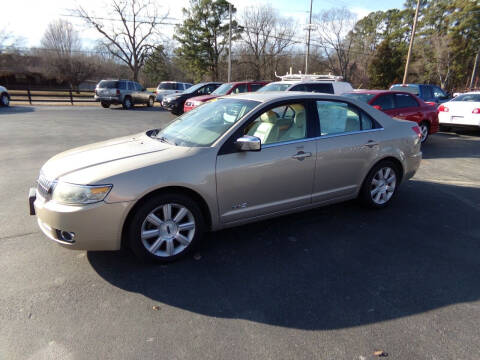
140, 203, 195, 257
420, 123, 429, 142
370, 167, 397, 205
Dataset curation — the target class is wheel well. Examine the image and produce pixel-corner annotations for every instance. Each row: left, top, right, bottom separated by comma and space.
121, 186, 213, 249
374, 156, 404, 182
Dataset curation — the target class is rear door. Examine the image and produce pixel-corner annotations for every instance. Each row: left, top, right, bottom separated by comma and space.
394, 93, 422, 123
216, 101, 316, 223
313, 100, 382, 203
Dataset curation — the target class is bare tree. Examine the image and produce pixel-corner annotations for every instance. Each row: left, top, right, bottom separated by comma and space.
39, 20, 95, 90
240, 5, 296, 79
313, 8, 356, 81
73, 0, 165, 81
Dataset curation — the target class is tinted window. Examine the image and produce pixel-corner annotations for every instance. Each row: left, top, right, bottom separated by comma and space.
361, 113, 375, 130
127, 82, 135, 90
118, 81, 127, 90
372, 94, 395, 110
433, 86, 446, 99
134, 82, 143, 91
343, 93, 376, 103
245, 103, 307, 144
98, 80, 118, 89
317, 101, 361, 135
422, 85, 433, 100
310, 83, 334, 94
395, 93, 418, 108
290, 84, 308, 92
250, 84, 264, 92
158, 82, 176, 90
233, 84, 248, 94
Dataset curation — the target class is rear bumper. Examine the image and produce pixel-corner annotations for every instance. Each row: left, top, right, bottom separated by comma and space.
95, 96, 121, 104
32, 191, 131, 251
404, 151, 422, 181
439, 113, 480, 127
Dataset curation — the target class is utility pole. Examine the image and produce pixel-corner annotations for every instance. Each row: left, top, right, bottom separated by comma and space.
305, 0, 313, 74
402, 0, 421, 85
228, 3, 232, 83
469, 50, 479, 90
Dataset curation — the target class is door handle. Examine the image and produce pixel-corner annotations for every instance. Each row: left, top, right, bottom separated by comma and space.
292, 151, 312, 160
363, 140, 378, 148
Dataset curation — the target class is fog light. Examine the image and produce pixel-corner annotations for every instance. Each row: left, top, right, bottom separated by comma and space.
56, 229, 76, 243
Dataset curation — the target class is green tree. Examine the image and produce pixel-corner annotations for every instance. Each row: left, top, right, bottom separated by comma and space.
174, 0, 241, 81
143, 45, 170, 86
368, 39, 404, 88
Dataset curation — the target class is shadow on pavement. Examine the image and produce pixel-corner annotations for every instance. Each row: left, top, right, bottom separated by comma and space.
0, 106, 36, 115
110, 105, 168, 112
88, 180, 480, 330
423, 132, 480, 159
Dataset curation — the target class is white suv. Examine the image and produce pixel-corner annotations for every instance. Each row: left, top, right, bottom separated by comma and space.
257, 74, 353, 95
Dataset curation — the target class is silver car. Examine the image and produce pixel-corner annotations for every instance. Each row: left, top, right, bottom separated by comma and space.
155, 81, 192, 102
29, 92, 422, 262
94, 79, 155, 109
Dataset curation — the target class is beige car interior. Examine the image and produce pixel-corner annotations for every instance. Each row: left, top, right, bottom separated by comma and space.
246, 104, 307, 145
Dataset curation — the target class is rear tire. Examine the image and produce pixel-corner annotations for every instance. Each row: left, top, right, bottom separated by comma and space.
1, 93, 9, 107
127, 193, 205, 263
359, 160, 400, 209
101, 101, 110, 108
147, 97, 154, 107
122, 96, 133, 110
419, 121, 429, 143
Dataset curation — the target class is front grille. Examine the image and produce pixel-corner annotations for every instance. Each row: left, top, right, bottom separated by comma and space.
37, 173, 54, 199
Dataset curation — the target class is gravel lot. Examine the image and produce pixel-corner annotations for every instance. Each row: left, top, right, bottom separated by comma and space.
0, 105, 479, 360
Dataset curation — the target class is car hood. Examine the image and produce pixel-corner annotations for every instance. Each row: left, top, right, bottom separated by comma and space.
41, 132, 185, 181
188, 94, 218, 103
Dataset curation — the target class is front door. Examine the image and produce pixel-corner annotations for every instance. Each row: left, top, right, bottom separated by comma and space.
216, 102, 316, 223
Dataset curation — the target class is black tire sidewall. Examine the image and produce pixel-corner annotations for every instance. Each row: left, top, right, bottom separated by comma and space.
123, 97, 132, 110
420, 121, 429, 143
1, 94, 9, 107
147, 97, 154, 107
360, 160, 400, 209
101, 102, 110, 108
127, 193, 205, 263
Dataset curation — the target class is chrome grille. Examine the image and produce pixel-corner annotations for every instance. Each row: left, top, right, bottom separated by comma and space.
37, 173, 53, 199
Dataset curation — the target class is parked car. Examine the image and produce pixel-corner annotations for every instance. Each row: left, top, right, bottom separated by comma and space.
155, 81, 192, 103
344, 90, 439, 143
389, 84, 450, 105
29, 92, 422, 263
438, 92, 480, 130
183, 81, 268, 112
257, 74, 353, 95
94, 79, 155, 109
0, 85, 10, 107
162, 82, 222, 115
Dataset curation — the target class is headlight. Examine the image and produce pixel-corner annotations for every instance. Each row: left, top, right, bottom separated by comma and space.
52, 182, 112, 204
192, 100, 204, 106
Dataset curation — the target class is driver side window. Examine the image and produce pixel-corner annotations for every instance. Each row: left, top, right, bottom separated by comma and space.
244, 103, 307, 145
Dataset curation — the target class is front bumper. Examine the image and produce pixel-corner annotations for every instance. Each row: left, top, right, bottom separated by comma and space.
162, 99, 181, 111
30, 189, 131, 251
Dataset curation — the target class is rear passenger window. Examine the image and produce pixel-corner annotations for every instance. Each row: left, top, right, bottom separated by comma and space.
395, 94, 418, 108
311, 83, 334, 94
291, 84, 308, 92
118, 81, 127, 90
127, 82, 135, 90
233, 84, 248, 93
317, 101, 360, 135
372, 94, 395, 110
250, 84, 264, 92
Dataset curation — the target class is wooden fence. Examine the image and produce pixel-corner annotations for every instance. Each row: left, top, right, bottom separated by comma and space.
9, 88, 96, 105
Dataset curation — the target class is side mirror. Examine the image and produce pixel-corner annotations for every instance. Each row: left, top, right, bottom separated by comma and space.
372, 105, 382, 110
235, 135, 261, 152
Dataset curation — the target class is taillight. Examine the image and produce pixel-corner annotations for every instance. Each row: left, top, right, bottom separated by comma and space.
116, 89, 120, 95
472, 108, 480, 114
412, 126, 422, 139
438, 104, 449, 112
425, 101, 436, 107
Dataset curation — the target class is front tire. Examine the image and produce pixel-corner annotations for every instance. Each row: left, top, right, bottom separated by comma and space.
1, 93, 9, 107
359, 160, 400, 209
122, 96, 133, 110
127, 193, 205, 263
101, 101, 110, 108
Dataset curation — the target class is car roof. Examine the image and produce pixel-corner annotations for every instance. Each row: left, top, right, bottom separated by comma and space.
220, 91, 354, 103
349, 89, 418, 95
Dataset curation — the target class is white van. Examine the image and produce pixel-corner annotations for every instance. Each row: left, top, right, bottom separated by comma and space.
257, 74, 353, 95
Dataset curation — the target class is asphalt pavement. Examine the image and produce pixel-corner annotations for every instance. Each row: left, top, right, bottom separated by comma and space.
0, 105, 479, 360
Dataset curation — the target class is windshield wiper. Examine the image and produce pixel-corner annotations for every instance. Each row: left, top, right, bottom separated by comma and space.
157, 136, 175, 146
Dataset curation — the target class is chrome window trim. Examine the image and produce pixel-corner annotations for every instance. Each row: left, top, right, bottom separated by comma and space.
262, 128, 384, 149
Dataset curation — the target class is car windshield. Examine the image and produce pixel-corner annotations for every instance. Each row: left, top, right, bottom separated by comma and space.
390, 85, 419, 95
98, 80, 118, 89
158, 83, 177, 90
343, 93, 376, 103
452, 94, 480, 102
156, 99, 259, 147
184, 83, 208, 94
212, 83, 235, 95
257, 83, 291, 92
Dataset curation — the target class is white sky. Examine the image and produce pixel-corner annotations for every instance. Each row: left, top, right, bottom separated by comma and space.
1, 0, 405, 48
